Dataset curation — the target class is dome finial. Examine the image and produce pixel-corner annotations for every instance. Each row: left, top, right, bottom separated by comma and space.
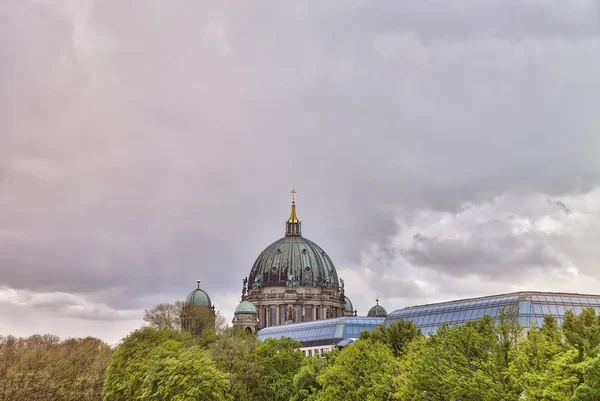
197, 279, 201, 289
287, 189, 300, 225
376, 296, 379, 305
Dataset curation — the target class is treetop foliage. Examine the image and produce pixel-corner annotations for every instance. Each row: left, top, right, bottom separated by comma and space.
0, 334, 111, 401
5, 306, 600, 400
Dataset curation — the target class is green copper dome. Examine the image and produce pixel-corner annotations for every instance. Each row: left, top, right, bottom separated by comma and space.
344, 296, 354, 313
249, 236, 339, 289
185, 280, 212, 307
248, 197, 340, 289
235, 301, 257, 314
367, 299, 388, 317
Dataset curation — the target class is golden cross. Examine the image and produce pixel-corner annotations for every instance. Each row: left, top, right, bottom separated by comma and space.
290, 188, 297, 203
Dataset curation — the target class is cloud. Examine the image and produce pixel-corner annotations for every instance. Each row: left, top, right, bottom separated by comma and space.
0, 287, 140, 321
1, 0, 600, 340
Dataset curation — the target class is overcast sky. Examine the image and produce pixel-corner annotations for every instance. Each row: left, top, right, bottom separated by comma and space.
2, 0, 600, 344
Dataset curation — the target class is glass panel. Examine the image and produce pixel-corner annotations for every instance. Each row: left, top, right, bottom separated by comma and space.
551, 304, 561, 315
438, 313, 447, 323
555, 304, 567, 315
518, 316, 530, 327
519, 301, 530, 314
540, 304, 552, 315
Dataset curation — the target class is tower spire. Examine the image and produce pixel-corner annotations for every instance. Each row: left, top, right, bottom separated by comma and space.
285, 189, 302, 236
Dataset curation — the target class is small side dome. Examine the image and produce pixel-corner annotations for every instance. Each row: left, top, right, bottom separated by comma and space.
367, 298, 388, 317
235, 300, 257, 314
185, 280, 212, 307
344, 296, 354, 313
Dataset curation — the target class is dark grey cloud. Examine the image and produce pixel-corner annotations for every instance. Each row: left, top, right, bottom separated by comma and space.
1, 0, 600, 336
405, 230, 560, 278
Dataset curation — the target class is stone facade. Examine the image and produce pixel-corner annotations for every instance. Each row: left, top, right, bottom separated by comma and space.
233, 311, 258, 333
246, 285, 345, 330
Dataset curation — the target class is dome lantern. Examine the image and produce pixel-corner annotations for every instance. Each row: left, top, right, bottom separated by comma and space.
286, 188, 302, 236
367, 297, 388, 317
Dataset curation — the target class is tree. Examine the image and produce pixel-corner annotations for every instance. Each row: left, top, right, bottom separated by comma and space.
102, 327, 192, 401
359, 320, 422, 358
0, 334, 111, 401
252, 337, 304, 401
139, 341, 232, 401
209, 327, 261, 401
143, 302, 185, 331
395, 315, 522, 401
291, 355, 328, 401
572, 354, 600, 401
144, 302, 228, 337
562, 308, 600, 362
316, 338, 398, 401
509, 316, 579, 400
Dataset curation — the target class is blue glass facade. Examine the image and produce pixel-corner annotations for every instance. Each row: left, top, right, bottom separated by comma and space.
385, 292, 600, 335
257, 316, 385, 347
257, 292, 600, 348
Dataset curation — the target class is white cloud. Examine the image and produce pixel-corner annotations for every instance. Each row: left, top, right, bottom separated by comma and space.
346, 188, 600, 314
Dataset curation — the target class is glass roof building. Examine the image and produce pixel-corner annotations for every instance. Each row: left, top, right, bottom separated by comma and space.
256, 292, 600, 353
385, 291, 600, 335
257, 316, 385, 348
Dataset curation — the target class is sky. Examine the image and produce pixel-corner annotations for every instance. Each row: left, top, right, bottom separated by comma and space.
1, 0, 600, 344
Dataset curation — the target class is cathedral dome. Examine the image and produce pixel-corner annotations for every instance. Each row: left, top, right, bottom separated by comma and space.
185, 280, 212, 307
344, 296, 354, 313
367, 298, 388, 317
248, 194, 339, 290
249, 235, 339, 289
235, 300, 257, 314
